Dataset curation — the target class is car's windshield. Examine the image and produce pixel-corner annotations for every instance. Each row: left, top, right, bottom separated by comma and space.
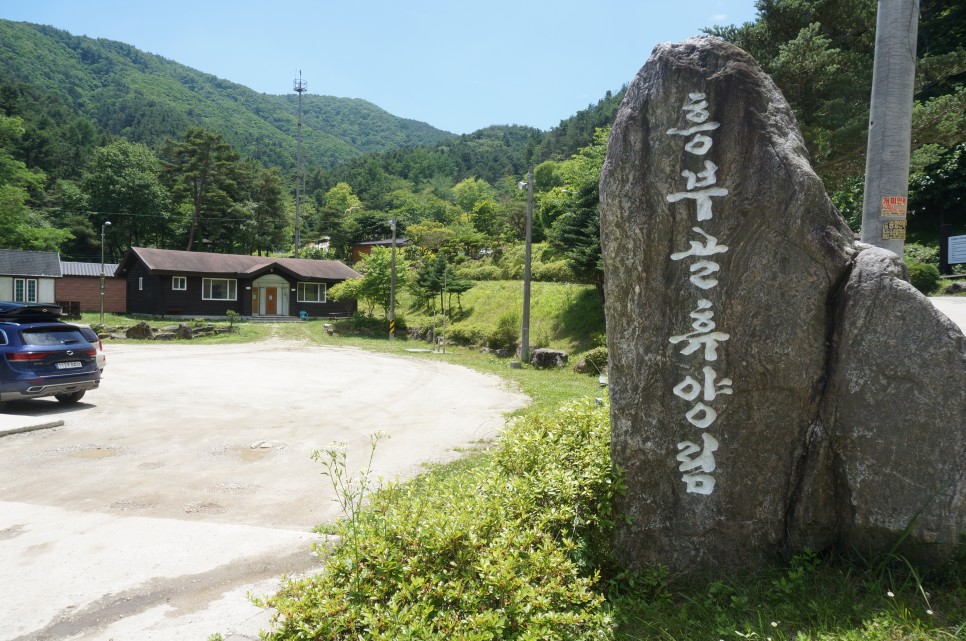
20, 327, 89, 346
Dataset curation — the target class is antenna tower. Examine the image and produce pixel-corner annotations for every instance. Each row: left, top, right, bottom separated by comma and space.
293, 71, 307, 257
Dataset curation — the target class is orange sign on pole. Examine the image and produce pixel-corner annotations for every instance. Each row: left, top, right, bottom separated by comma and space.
880, 196, 908, 216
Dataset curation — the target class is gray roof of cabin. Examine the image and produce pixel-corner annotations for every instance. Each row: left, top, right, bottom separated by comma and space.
60, 262, 119, 277
0, 249, 62, 277
122, 247, 361, 280
353, 238, 410, 247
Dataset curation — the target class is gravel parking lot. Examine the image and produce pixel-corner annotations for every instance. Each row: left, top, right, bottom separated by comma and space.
0, 338, 528, 640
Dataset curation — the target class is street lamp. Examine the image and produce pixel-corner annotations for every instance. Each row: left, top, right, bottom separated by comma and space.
389, 219, 397, 340
100, 221, 112, 325
518, 166, 534, 364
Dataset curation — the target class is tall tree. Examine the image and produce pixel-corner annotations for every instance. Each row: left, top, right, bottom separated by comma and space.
353, 246, 409, 318
547, 128, 608, 300
235, 163, 289, 255
708, 0, 966, 191
44, 178, 98, 260
0, 114, 71, 251
311, 181, 361, 258
162, 127, 241, 251
82, 139, 171, 250
452, 176, 496, 213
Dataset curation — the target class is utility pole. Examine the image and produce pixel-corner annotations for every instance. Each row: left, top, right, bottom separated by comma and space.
293, 71, 307, 257
521, 166, 534, 365
99, 221, 111, 325
389, 219, 397, 340
860, 0, 920, 255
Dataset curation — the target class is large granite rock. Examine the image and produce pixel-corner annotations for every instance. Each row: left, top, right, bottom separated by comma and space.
600, 36, 965, 574
791, 247, 966, 563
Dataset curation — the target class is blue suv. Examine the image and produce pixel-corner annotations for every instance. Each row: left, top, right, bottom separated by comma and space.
0, 302, 101, 406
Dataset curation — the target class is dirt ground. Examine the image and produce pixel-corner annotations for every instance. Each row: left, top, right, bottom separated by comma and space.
0, 338, 528, 640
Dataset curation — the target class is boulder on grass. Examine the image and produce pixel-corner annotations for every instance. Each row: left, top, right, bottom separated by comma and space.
125, 321, 154, 340
530, 349, 568, 369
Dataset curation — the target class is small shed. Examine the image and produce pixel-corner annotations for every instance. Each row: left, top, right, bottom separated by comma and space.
0, 249, 61, 303
350, 238, 410, 264
59, 261, 126, 314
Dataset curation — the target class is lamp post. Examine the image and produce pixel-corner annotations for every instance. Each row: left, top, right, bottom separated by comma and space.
389, 219, 397, 340
100, 221, 111, 325
519, 166, 534, 364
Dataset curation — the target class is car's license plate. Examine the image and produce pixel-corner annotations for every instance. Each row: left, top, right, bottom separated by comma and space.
55, 361, 82, 369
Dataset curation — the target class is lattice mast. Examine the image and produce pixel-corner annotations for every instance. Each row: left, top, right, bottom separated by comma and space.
293, 71, 307, 257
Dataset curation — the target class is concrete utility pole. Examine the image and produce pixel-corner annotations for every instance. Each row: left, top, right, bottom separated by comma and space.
860, 0, 920, 255
520, 166, 534, 365
389, 219, 397, 340
293, 71, 307, 257
99, 221, 111, 325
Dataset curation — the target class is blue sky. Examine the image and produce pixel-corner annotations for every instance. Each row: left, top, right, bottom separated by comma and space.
2, 1, 760, 134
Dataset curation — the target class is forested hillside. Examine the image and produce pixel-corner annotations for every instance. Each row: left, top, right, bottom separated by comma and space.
0, 20, 452, 170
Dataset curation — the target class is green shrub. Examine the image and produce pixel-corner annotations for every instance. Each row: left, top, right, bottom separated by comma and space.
577, 346, 609, 374
457, 264, 504, 281
262, 399, 619, 640
905, 260, 941, 295
904, 242, 939, 266
445, 325, 487, 346
532, 259, 576, 282
335, 313, 401, 337
488, 311, 519, 350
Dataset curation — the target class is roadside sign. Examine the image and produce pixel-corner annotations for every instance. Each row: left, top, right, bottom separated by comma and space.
949, 235, 966, 265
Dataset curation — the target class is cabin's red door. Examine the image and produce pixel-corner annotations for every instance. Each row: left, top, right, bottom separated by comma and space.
266, 288, 277, 315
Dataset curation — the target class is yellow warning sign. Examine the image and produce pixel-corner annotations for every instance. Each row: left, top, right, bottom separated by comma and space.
880, 196, 907, 216
882, 220, 907, 240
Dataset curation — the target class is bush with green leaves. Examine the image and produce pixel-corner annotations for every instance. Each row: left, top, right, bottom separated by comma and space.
532, 259, 576, 283
488, 310, 520, 351
457, 264, 504, 281
261, 399, 620, 640
444, 325, 488, 347
904, 242, 940, 267
905, 259, 941, 295
577, 346, 609, 375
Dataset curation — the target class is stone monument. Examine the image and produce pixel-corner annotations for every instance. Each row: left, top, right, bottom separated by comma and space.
600, 36, 965, 574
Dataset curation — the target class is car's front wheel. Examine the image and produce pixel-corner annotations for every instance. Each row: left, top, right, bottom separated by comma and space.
55, 391, 86, 404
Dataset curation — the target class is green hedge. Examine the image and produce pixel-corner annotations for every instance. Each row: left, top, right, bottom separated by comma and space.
905, 260, 941, 295
262, 399, 619, 640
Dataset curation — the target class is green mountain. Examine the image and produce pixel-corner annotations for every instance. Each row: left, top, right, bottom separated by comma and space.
0, 19, 454, 169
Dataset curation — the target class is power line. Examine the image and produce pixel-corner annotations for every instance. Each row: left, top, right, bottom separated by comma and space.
74, 211, 278, 223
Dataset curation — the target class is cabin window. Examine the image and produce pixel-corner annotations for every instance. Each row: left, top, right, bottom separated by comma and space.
172, 276, 187, 290
297, 282, 326, 303
203, 278, 237, 301
13, 278, 38, 303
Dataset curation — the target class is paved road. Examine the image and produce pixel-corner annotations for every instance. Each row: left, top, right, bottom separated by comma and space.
930, 296, 966, 332
0, 339, 528, 641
